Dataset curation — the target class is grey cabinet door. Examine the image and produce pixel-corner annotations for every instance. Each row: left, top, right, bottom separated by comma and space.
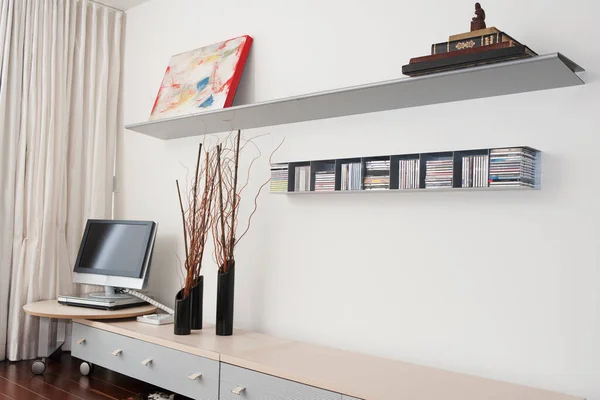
220, 362, 342, 400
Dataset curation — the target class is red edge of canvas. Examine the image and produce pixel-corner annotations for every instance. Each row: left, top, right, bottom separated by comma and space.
150, 66, 170, 118
223, 35, 253, 108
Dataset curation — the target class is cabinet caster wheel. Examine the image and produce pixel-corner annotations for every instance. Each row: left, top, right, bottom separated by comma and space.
80, 361, 94, 376
31, 360, 46, 375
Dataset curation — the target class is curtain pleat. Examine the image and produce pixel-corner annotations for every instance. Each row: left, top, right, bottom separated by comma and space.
0, 0, 124, 361
0, 0, 27, 362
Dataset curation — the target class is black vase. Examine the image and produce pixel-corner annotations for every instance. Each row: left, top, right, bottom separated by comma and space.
216, 260, 235, 336
190, 276, 204, 330
174, 288, 191, 335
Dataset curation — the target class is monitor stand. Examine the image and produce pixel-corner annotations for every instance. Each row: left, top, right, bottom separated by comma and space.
58, 286, 146, 310
88, 286, 133, 301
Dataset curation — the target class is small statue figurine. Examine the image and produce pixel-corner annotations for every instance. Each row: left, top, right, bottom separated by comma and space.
471, 2, 486, 31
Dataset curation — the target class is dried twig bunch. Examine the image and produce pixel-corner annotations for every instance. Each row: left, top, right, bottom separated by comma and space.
176, 143, 216, 297
176, 130, 280, 285
211, 130, 273, 273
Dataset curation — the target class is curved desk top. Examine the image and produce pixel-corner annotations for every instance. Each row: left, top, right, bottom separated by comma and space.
23, 300, 156, 320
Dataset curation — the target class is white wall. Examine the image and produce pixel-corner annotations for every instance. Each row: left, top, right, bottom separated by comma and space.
117, 1, 600, 399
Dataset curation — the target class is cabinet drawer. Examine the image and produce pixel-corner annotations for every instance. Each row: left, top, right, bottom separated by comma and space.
72, 323, 218, 400
220, 363, 341, 400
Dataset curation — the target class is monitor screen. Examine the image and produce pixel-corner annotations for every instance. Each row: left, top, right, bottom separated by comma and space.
73, 220, 156, 279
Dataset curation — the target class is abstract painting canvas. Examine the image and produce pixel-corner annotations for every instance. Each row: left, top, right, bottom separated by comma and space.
149, 35, 253, 120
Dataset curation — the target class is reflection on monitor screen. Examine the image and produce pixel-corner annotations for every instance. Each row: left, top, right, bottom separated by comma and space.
77, 222, 151, 278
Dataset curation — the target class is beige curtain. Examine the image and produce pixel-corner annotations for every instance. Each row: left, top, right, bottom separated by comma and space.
0, 0, 124, 361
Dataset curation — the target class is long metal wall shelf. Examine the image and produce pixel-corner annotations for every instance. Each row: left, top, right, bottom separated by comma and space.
270, 146, 541, 194
273, 186, 538, 195
126, 54, 584, 140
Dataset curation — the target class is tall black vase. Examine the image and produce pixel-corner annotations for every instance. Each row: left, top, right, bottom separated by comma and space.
216, 260, 235, 336
190, 276, 204, 330
174, 288, 191, 336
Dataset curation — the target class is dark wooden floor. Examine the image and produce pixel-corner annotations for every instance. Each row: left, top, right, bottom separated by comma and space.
0, 352, 185, 399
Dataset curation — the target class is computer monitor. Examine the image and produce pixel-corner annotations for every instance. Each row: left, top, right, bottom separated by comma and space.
72, 219, 157, 300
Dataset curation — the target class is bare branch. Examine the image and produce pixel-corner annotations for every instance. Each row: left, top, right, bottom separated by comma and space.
216, 144, 228, 272
235, 177, 269, 246
269, 137, 286, 164
191, 143, 202, 243
236, 137, 284, 246
238, 139, 262, 196
176, 180, 189, 268
228, 130, 241, 257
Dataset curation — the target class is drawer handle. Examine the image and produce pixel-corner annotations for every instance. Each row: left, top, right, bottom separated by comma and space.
111, 349, 123, 356
187, 373, 202, 380
76, 338, 86, 345
140, 358, 153, 366
232, 386, 246, 395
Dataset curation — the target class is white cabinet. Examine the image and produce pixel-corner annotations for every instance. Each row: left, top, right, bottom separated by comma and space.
72, 323, 219, 400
